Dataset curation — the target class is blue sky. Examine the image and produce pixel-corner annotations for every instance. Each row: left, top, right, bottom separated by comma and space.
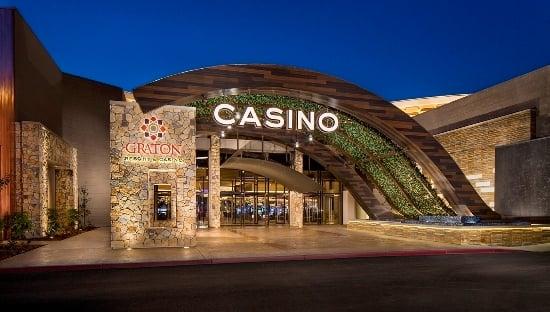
2, 0, 549, 100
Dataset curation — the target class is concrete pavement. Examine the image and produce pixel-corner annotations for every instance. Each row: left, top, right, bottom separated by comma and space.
0, 226, 519, 272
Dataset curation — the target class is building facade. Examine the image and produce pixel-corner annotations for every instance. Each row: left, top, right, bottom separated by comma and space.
0, 8, 548, 247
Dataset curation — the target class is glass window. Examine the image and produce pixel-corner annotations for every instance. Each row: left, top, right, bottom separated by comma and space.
154, 184, 172, 221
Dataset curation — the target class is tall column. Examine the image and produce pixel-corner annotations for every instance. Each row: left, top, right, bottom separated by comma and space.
208, 134, 221, 228
289, 151, 304, 228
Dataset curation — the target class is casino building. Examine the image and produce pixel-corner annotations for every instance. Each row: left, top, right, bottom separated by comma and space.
1, 8, 548, 248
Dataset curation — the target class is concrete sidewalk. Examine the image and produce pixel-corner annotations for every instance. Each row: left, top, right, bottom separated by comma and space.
0, 226, 520, 272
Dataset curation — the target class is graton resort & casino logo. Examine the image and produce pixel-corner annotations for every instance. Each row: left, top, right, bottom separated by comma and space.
141, 116, 166, 141
122, 116, 186, 163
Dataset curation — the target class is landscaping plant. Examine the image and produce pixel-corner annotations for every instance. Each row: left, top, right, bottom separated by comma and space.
78, 186, 92, 228
9, 211, 32, 240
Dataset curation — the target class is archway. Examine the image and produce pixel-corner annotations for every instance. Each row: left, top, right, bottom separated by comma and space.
133, 64, 497, 220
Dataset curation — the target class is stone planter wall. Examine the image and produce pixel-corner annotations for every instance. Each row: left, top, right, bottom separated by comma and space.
110, 101, 196, 249
348, 220, 550, 247
15, 122, 78, 237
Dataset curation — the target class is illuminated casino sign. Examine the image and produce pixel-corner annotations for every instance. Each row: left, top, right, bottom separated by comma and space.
213, 103, 339, 132
122, 117, 185, 163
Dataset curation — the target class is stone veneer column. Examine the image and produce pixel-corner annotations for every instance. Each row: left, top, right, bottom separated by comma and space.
289, 151, 304, 228
208, 134, 221, 228
110, 101, 196, 249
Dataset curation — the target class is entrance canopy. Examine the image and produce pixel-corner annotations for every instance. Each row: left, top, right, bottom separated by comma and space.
133, 64, 497, 220
221, 157, 322, 193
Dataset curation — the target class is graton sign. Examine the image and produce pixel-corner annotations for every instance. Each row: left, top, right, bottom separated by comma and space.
213, 104, 339, 132
122, 117, 185, 163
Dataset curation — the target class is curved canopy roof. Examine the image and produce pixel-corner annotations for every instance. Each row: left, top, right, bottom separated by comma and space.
221, 157, 322, 193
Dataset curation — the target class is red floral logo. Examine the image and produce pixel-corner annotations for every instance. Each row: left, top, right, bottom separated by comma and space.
140, 116, 166, 141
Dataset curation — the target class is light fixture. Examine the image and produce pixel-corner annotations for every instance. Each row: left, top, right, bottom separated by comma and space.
295, 141, 300, 148
235, 112, 241, 120
308, 134, 313, 142
221, 130, 225, 138
227, 125, 232, 130
196, 156, 208, 160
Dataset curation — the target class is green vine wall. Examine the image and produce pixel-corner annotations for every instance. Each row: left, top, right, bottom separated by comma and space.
189, 94, 453, 218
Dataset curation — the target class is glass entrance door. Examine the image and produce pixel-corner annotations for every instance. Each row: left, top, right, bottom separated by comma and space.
221, 169, 289, 226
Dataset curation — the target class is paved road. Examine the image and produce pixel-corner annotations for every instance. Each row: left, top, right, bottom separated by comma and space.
1, 253, 549, 311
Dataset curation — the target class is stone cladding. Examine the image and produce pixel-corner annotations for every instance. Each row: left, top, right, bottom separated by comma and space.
289, 151, 304, 228
348, 220, 550, 247
208, 134, 221, 228
110, 101, 196, 249
14, 122, 78, 237
434, 110, 532, 208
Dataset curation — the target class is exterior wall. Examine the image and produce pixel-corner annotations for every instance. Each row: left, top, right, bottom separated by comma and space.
495, 137, 550, 218
2, 9, 124, 227
0, 9, 15, 219
62, 74, 123, 227
110, 101, 196, 249
415, 66, 549, 138
392, 94, 468, 117
15, 121, 78, 237
434, 110, 532, 208
13, 10, 63, 135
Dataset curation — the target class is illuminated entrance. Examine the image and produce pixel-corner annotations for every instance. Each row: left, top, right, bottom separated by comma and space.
196, 150, 343, 227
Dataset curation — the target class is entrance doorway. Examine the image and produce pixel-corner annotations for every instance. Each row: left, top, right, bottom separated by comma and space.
220, 169, 289, 226
195, 148, 343, 227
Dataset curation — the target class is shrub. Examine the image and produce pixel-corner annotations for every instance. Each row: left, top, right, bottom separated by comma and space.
78, 186, 92, 228
47, 208, 66, 236
9, 212, 32, 240
66, 209, 79, 230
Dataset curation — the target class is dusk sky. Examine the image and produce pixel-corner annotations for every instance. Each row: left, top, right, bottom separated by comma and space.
1, 0, 549, 100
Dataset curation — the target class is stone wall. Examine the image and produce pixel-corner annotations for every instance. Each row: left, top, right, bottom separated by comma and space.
495, 137, 550, 218
15, 121, 78, 237
348, 220, 550, 247
208, 135, 221, 228
434, 110, 532, 208
54, 169, 75, 211
289, 151, 304, 228
110, 101, 196, 249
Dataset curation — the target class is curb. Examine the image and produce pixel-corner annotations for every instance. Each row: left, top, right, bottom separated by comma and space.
0, 247, 521, 274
